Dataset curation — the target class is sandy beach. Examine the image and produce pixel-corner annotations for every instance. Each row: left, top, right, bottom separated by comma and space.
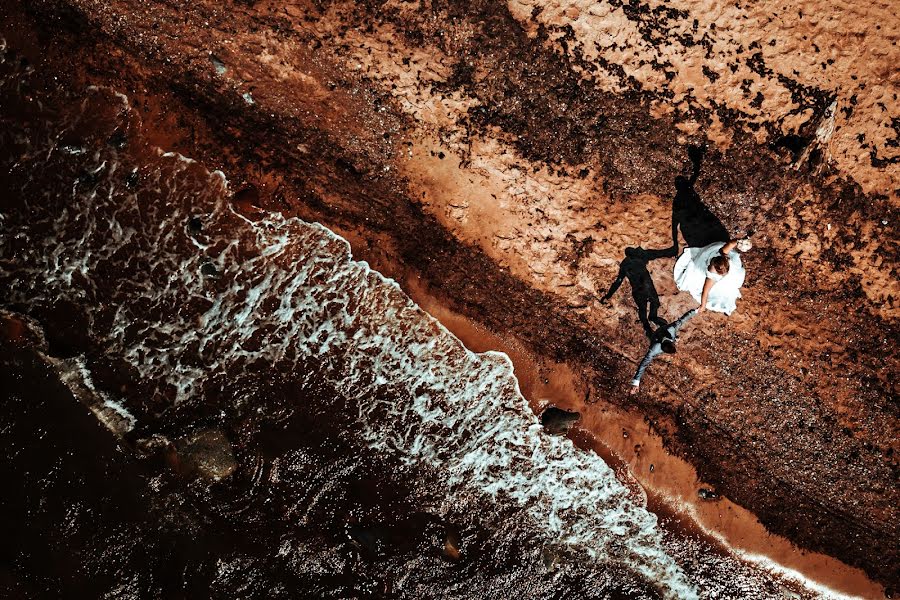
1, 0, 897, 595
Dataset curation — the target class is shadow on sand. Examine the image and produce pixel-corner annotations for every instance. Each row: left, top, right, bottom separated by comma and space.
670, 145, 730, 251
600, 246, 673, 337
601, 146, 729, 337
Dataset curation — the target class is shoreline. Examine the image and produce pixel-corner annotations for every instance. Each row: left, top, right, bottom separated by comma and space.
2, 0, 895, 590
401, 275, 885, 599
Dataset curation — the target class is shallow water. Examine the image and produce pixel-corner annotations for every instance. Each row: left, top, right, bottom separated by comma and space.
0, 38, 828, 599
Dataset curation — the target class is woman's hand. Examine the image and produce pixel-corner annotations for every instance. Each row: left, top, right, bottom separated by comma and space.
696, 304, 705, 313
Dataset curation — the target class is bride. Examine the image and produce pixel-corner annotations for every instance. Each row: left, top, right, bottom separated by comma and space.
674, 237, 752, 314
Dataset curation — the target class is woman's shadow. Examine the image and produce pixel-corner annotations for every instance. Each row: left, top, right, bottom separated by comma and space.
601, 146, 729, 338
668, 145, 730, 253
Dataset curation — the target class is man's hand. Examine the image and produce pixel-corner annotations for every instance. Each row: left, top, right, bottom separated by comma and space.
629, 384, 639, 395
599, 296, 610, 306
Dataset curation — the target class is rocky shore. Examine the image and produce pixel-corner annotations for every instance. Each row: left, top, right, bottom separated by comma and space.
3, 0, 897, 593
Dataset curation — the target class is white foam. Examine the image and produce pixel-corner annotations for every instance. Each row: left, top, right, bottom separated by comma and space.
51, 356, 137, 435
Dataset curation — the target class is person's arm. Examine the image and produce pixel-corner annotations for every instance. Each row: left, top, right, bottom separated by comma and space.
698, 277, 715, 312
630, 343, 663, 391
670, 308, 698, 334
720, 235, 751, 255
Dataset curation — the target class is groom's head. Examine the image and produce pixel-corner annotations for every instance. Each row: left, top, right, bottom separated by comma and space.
661, 339, 677, 354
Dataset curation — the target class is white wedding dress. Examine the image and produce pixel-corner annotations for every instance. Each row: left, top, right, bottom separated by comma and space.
674, 242, 745, 315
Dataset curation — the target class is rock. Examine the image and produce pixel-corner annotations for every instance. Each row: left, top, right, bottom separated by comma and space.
210, 55, 226, 75
135, 433, 172, 456
0, 312, 32, 346
442, 528, 461, 561
188, 216, 203, 233
698, 487, 720, 501
174, 429, 237, 480
540, 406, 580, 435
51, 356, 137, 437
540, 545, 564, 571
200, 261, 218, 277
346, 523, 386, 556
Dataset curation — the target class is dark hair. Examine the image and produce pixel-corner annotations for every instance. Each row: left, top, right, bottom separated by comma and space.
661, 339, 677, 354
709, 255, 730, 275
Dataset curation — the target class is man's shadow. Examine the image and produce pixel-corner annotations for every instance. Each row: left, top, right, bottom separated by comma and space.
601, 146, 729, 339
600, 246, 673, 338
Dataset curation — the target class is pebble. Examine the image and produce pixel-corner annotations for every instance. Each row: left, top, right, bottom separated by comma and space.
175, 429, 237, 480
698, 487, 720, 501
539, 406, 580, 435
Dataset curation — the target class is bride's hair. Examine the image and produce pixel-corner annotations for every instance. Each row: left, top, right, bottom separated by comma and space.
710, 255, 730, 275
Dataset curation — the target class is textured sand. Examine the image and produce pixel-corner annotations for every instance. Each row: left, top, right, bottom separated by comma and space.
509, 0, 900, 199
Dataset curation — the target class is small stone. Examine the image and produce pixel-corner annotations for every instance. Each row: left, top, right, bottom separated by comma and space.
540, 545, 563, 571
346, 523, 385, 556
442, 529, 462, 561
175, 429, 237, 480
210, 55, 227, 75
698, 488, 720, 501
200, 262, 218, 277
540, 406, 580, 435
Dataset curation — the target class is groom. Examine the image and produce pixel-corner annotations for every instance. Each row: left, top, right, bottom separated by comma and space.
629, 308, 697, 394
